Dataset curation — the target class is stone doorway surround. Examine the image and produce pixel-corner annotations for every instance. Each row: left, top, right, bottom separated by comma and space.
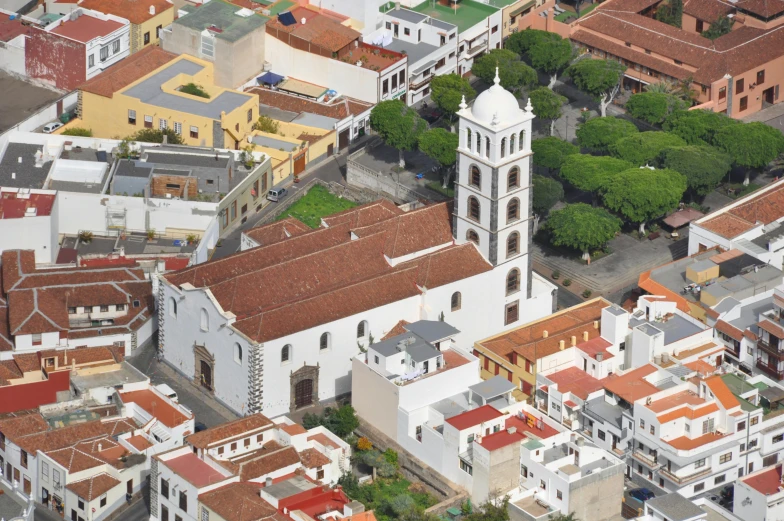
290, 363, 319, 413
194, 343, 215, 392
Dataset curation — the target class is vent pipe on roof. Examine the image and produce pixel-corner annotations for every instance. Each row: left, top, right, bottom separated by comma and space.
594, 320, 599, 329
265, 476, 272, 487
301, 17, 306, 24
150, 5, 155, 15
559, 340, 565, 351
571, 335, 577, 346
583, 331, 589, 341
542, 330, 548, 338
18, 157, 22, 163
11, 173, 15, 180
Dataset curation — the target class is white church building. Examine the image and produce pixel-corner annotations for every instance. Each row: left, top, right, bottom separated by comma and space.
157, 70, 557, 418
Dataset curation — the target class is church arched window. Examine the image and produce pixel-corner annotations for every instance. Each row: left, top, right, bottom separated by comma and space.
466, 127, 472, 152
466, 229, 479, 244
508, 167, 520, 190
519, 130, 526, 152
485, 136, 490, 158
451, 292, 462, 311
468, 197, 480, 222
507, 198, 520, 223
507, 232, 520, 257
470, 165, 481, 188
509, 134, 516, 156
476, 131, 482, 156
506, 269, 520, 295
500, 137, 506, 159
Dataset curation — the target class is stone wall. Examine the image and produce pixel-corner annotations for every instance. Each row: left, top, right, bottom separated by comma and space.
568, 461, 625, 521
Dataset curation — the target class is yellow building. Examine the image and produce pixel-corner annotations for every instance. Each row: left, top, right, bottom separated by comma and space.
77, 0, 174, 52
74, 49, 258, 149
473, 298, 611, 402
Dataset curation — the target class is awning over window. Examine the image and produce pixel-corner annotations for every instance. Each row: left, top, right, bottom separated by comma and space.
510, 1, 535, 17
257, 71, 284, 86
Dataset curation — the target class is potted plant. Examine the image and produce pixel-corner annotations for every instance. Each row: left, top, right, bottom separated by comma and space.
78, 230, 93, 243
293, 174, 301, 183
147, 229, 156, 241
186, 233, 198, 245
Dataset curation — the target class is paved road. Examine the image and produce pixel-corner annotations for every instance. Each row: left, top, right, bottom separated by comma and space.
128, 340, 239, 428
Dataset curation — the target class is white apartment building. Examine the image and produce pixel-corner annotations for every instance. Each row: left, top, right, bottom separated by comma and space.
734, 464, 784, 521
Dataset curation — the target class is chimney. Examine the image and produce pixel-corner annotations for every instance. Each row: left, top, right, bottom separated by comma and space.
593, 320, 599, 329
596, 353, 603, 362
542, 330, 549, 338
583, 331, 589, 341
98, 443, 103, 451
301, 17, 306, 24
149, 5, 155, 15
559, 340, 565, 350
571, 335, 577, 346
265, 477, 272, 487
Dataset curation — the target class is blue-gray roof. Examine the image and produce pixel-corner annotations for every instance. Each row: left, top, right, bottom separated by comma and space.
469, 376, 515, 400
123, 59, 253, 120
646, 493, 704, 521
403, 320, 459, 343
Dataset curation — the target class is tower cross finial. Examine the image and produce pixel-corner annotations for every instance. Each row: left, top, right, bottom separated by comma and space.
459, 94, 467, 110
494, 66, 500, 86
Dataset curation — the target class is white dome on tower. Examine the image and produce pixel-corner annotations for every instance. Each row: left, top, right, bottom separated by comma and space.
471, 67, 522, 124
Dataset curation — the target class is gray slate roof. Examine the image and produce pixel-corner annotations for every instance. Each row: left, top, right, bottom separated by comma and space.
404, 320, 459, 343
0, 143, 52, 189
469, 376, 515, 401
646, 493, 705, 521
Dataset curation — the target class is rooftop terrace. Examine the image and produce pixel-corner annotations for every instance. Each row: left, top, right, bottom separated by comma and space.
0, 191, 55, 219
173, 0, 267, 42
411, 0, 499, 33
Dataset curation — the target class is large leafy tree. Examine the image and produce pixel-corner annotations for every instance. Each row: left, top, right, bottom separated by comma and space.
418, 128, 459, 188
565, 59, 625, 117
472, 49, 536, 93
713, 121, 784, 184
529, 37, 573, 88
662, 109, 738, 145
610, 131, 687, 166
659, 145, 732, 197
625, 92, 689, 125
575, 117, 639, 153
532, 136, 579, 172
546, 203, 621, 262
603, 167, 687, 234
560, 155, 633, 204
506, 29, 560, 56
369, 100, 428, 167
465, 498, 510, 521
655, 0, 683, 27
702, 15, 733, 39
529, 87, 567, 136
129, 128, 184, 145
532, 174, 564, 216
430, 73, 476, 123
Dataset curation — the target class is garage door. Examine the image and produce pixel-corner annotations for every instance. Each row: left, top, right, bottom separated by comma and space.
293, 153, 306, 175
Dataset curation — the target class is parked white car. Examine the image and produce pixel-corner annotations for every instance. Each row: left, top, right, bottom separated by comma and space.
42, 121, 63, 133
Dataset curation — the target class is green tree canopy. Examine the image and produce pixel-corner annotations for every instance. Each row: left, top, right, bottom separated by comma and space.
529, 87, 567, 135
575, 117, 639, 153
465, 498, 510, 521
625, 92, 689, 125
546, 203, 621, 261
655, 0, 683, 27
713, 121, 784, 169
610, 131, 687, 166
370, 100, 428, 166
129, 128, 184, 145
565, 59, 625, 116
603, 167, 687, 233
471, 49, 536, 92
559, 155, 633, 200
658, 145, 732, 196
419, 128, 459, 187
532, 174, 564, 216
662, 109, 738, 145
532, 136, 578, 171
360, 450, 397, 478
430, 73, 476, 122
506, 29, 560, 56
528, 37, 573, 88
301, 404, 359, 437
702, 15, 733, 39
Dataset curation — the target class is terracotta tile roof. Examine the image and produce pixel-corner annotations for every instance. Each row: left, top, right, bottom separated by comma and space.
0, 13, 31, 42
664, 431, 728, 449
78, 0, 173, 24
638, 269, 691, 313
187, 413, 274, 449
672, 341, 723, 360
683, 0, 733, 22
249, 88, 372, 120
577, 337, 613, 360
199, 482, 280, 521
734, 0, 784, 18
298, 447, 331, 468
79, 46, 178, 98
601, 364, 660, 402
759, 319, 784, 338
46, 446, 106, 473
0, 412, 49, 439
546, 367, 604, 400
715, 320, 744, 342
346, 513, 378, 521
576, 9, 784, 84
243, 218, 311, 248
698, 213, 757, 239
280, 423, 308, 436
321, 199, 403, 228
705, 375, 740, 409
220, 441, 302, 481
382, 320, 410, 340
685, 360, 717, 376
648, 390, 706, 412
66, 473, 121, 501
477, 428, 526, 451
166, 201, 490, 343
49, 14, 124, 43
307, 432, 339, 450
164, 451, 230, 488
120, 389, 190, 428
658, 403, 719, 423
742, 466, 783, 495
478, 299, 609, 361
126, 434, 153, 451
265, 7, 360, 52
445, 405, 503, 430
15, 418, 136, 453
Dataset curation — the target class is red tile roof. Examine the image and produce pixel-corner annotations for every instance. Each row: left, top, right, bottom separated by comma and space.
705, 375, 740, 410
66, 473, 121, 501
299, 447, 331, 468
0, 12, 30, 42
477, 428, 526, 451
546, 367, 604, 400
186, 413, 274, 449
199, 482, 281, 521
79, 46, 178, 98
685, 360, 717, 376
504, 413, 561, 439
577, 337, 613, 361
664, 431, 728, 449
120, 389, 190, 428
743, 466, 783, 495
219, 441, 302, 481
715, 320, 744, 342
164, 201, 489, 343
249, 88, 372, 120
601, 364, 660, 402
265, 7, 360, 52
49, 13, 124, 43
164, 452, 230, 488
243, 217, 311, 247
445, 405, 503, 431
77, 0, 173, 24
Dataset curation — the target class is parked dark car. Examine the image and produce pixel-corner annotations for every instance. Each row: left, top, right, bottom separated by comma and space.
630, 488, 655, 502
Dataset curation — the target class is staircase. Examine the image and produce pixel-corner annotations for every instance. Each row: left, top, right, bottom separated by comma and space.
247, 344, 263, 414
150, 420, 171, 443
